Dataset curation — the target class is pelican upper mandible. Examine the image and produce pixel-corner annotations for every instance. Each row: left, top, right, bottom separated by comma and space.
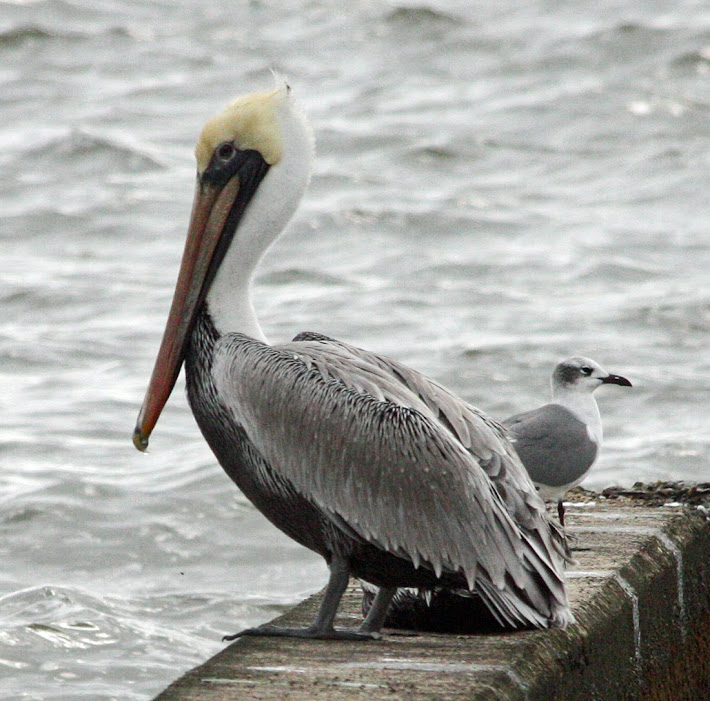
133, 82, 573, 640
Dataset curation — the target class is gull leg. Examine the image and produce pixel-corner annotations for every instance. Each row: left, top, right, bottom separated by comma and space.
359, 586, 396, 634
223, 555, 380, 641
557, 499, 566, 527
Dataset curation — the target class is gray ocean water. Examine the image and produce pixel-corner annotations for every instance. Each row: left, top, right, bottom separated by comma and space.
1, 0, 708, 698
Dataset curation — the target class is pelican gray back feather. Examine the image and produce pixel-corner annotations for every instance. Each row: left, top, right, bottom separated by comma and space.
294, 333, 561, 535
213, 331, 572, 629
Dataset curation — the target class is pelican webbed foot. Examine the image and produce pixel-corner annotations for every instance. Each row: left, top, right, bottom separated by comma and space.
223, 624, 380, 641
222, 556, 388, 642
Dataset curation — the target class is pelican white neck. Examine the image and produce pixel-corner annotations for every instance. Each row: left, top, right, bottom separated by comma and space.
204, 86, 314, 342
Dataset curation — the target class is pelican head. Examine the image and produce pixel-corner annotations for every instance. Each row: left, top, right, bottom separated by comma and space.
551, 356, 632, 397
133, 82, 313, 452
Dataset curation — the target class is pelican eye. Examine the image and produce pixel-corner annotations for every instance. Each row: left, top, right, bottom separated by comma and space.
580, 366, 593, 376
217, 142, 236, 161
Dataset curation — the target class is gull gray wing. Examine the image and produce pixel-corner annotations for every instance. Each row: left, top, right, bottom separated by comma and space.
505, 404, 599, 489
213, 333, 571, 627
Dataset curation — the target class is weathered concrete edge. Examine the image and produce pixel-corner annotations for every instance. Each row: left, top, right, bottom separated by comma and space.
152, 505, 710, 701
519, 506, 710, 700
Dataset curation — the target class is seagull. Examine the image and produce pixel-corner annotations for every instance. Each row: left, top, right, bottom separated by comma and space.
504, 356, 632, 526
133, 81, 573, 639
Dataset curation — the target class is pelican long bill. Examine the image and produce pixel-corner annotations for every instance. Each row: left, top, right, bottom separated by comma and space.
133, 176, 243, 452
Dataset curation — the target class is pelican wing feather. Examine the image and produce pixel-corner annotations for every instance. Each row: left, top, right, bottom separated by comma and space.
213, 332, 571, 626
293, 333, 558, 533
291, 333, 571, 601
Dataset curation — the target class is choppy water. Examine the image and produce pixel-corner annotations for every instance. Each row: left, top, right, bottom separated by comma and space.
1, 0, 708, 698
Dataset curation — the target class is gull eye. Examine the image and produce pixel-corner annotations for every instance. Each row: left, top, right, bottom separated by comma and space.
580, 366, 593, 376
217, 142, 236, 161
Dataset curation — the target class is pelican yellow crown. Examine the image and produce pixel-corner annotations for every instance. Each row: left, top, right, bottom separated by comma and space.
195, 86, 288, 174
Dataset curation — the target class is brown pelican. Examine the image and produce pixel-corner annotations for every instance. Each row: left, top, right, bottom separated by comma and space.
505, 356, 632, 525
133, 83, 572, 640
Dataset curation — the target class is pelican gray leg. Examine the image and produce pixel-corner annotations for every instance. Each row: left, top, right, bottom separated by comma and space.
223, 555, 380, 641
359, 586, 396, 634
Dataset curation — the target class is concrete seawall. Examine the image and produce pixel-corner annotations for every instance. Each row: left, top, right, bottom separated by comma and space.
153, 486, 710, 700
